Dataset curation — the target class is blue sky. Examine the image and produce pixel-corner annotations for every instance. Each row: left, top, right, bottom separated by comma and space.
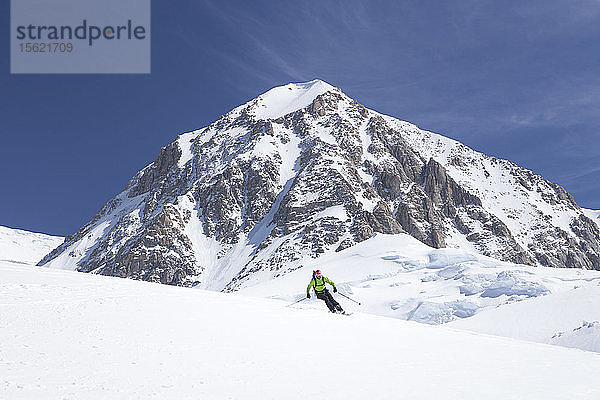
1, 0, 600, 236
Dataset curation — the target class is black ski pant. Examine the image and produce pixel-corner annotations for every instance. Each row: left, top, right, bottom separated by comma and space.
316, 289, 342, 312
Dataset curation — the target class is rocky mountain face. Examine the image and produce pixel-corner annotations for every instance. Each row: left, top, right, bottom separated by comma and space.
39, 80, 600, 289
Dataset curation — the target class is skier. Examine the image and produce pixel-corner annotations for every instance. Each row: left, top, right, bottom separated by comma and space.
306, 269, 344, 313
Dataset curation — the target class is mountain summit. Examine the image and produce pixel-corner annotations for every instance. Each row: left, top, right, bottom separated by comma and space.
241, 79, 337, 120
39, 80, 600, 288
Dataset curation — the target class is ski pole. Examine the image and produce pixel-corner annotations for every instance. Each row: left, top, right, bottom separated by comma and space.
286, 297, 308, 307
337, 292, 361, 305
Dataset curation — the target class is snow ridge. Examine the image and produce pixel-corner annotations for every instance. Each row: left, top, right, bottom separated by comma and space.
247, 79, 337, 120
0, 225, 63, 265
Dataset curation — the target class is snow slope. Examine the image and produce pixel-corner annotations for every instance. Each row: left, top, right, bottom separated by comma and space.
448, 283, 600, 352
2, 261, 600, 400
240, 233, 600, 327
0, 225, 63, 265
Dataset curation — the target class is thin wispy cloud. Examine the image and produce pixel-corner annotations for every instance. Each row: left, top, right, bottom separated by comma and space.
3, 0, 600, 236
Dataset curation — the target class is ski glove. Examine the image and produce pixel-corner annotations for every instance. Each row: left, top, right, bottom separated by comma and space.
307, 293, 310, 299
333, 287, 337, 293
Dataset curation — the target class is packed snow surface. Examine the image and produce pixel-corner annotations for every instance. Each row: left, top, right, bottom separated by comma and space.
0, 225, 63, 265
2, 261, 600, 400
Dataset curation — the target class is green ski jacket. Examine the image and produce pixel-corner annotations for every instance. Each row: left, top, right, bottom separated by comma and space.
307, 275, 336, 295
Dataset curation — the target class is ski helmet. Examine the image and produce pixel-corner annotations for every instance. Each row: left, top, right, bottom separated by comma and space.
315, 269, 322, 277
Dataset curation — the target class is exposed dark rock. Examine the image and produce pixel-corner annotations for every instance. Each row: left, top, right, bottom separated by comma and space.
128, 142, 182, 198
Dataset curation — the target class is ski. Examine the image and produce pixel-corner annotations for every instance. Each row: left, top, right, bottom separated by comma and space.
332, 310, 352, 316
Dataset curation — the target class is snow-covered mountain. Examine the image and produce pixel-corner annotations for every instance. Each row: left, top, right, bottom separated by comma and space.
7, 80, 600, 399
0, 225, 63, 265
38, 79, 600, 290
2, 260, 600, 399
